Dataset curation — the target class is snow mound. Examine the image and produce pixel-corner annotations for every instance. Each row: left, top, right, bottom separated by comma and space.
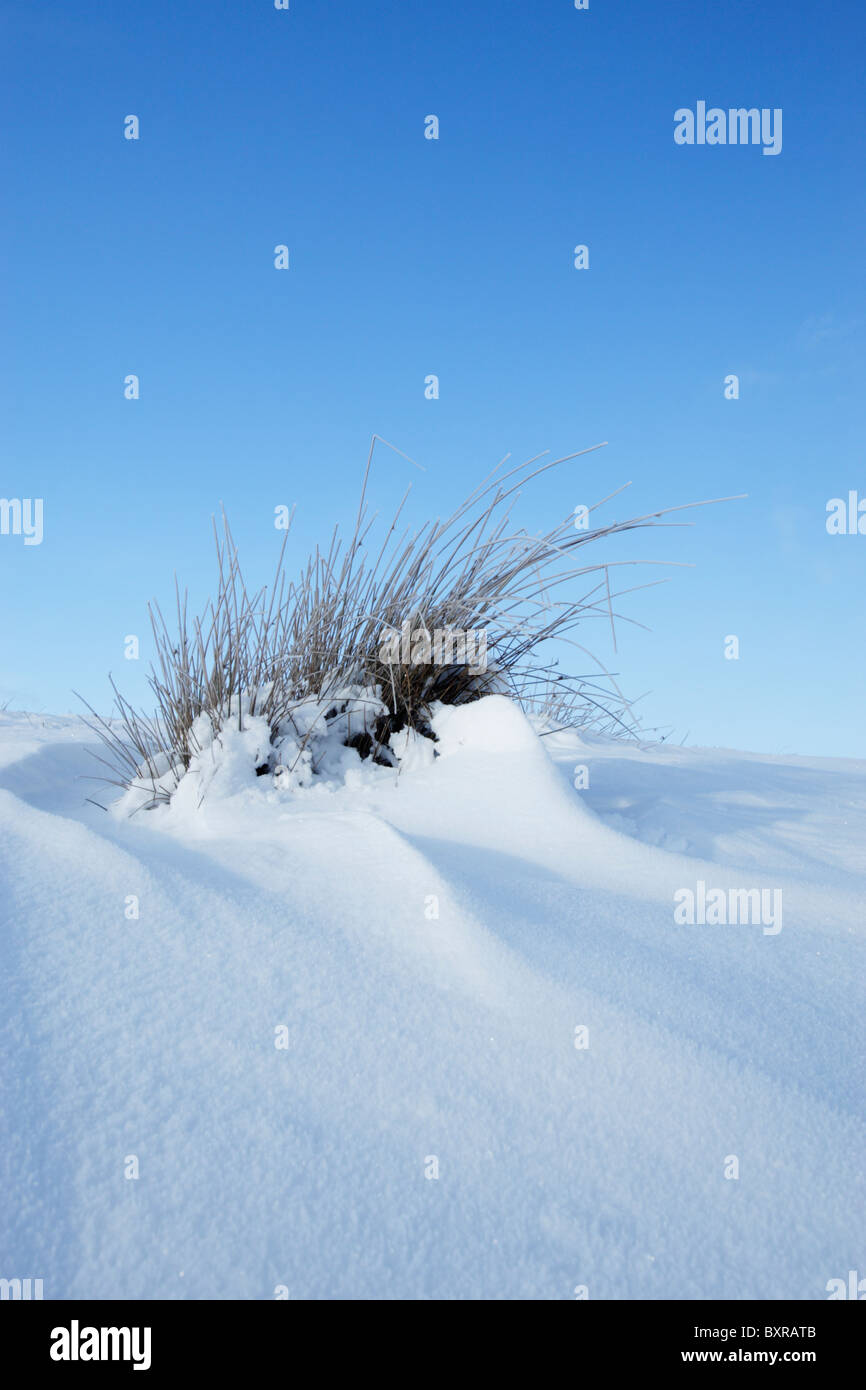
115, 693, 553, 822
431, 693, 542, 755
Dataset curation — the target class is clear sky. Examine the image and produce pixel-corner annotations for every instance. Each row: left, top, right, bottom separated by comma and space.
1, 0, 864, 755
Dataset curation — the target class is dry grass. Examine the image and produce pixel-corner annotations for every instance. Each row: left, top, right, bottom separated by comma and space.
79, 439, 739, 806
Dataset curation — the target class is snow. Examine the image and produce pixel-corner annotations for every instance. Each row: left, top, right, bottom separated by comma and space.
0, 701, 863, 1299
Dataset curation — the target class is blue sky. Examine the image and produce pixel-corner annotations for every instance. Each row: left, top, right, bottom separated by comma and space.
1, 0, 864, 755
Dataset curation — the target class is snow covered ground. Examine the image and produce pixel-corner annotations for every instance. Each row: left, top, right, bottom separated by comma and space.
1, 699, 863, 1300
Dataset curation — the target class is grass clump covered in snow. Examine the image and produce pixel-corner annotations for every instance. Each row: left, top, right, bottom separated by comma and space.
80, 439, 733, 811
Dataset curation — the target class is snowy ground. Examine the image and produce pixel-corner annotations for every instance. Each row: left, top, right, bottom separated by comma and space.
1, 700, 863, 1300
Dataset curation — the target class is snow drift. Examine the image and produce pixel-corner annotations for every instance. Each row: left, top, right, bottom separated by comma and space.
0, 700, 863, 1299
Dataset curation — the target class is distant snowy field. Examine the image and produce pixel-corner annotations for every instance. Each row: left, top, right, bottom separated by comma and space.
1, 699, 863, 1300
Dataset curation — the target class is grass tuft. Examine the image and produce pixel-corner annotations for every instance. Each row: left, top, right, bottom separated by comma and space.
79, 440, 740, 808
